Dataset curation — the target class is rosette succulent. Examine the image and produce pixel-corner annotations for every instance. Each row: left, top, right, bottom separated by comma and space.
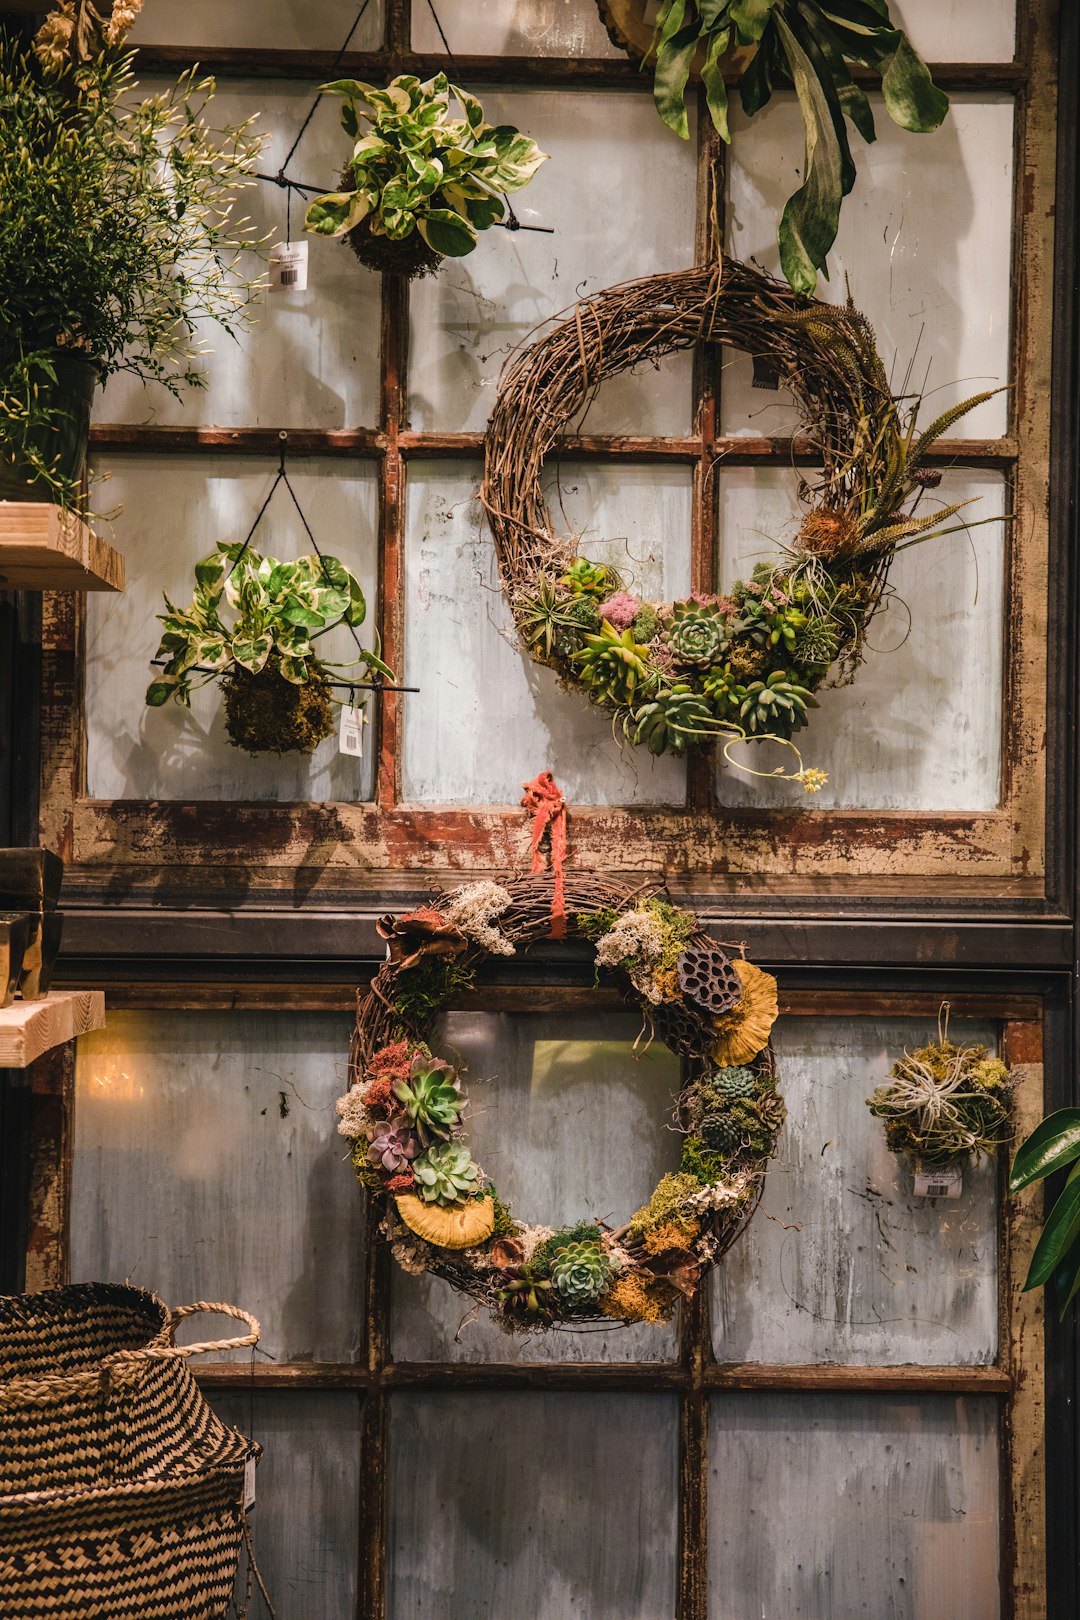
702, 663, 746, 719
794, 618, 840, 671
412, 1140, 481, 1204
738, 671, 818, 736
667, 600, 730, 666
711, 1065, 758, 1098
550, 1240, 613, 1307
366, 1116, 419, 1173
560, 557, 612, 599
392, 1056, 464, 1143
574, 622, 654, 706
520, 582, 600, 662
497, 1265, 555, 1321
632, 684, 718, 756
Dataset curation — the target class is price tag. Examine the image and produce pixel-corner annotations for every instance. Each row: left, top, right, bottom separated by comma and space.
243, 1456, 257, 1510
913, 1164, 963, 1200
339, 702, 366, 757
268, 241, 309, 292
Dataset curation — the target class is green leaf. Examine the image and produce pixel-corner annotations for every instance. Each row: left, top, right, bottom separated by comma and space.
651, 0, 699, 139
194, 553, 226, 594
1025, 1164, 1080, 1289
145, 679, 175, 707
418, 207, 478, 257
1055, 1243, 1080, 1313
304, 192, 360, 237
278, 656, 310, 684
799, 4, 876, 144
729, 0, 778, 44
773, 11, 848, 293
231, 633, 273, 673
701, 27, 732, 142
739, 22, 777, 115
321, 78, 379, 103
345, 576, 367, 628
483, 129, 549, 191
879, 34, 949, 133
1009, 1109, 1080, 1193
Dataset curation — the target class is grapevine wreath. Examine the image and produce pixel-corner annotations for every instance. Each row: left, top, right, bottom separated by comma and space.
337, 869, 785, 1330
480, 257, 993, 787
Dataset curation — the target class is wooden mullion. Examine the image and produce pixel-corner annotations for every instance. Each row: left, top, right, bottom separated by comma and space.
358, 1196, 391, 1620
376, 272, 409, 810
385, 0, 410, 54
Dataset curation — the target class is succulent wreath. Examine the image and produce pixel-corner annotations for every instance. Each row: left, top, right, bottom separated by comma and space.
480, 257, 993, 789
337, 873, 786, 1330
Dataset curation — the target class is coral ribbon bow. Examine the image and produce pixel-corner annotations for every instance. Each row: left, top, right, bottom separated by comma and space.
521, 771, 568, 938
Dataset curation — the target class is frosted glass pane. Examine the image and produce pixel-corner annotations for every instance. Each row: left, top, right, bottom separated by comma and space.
408, 90, 696, 435
391, 1010, 681, 1363
94, 80, 381, 429
71, 1011, 362, 1363
712, 1018, 999, 1366
713, 468, 1004, 811
129, 1, 382, 52
85, 455, 378, 802
723, 95, 1013, 440
402, 461, 689, 805
709, 1394, 1000, 1620
411, 0, 622, 55
210, 1392, 360, 1620
891, 0, 1015, 61
390, 1393, 678, 1619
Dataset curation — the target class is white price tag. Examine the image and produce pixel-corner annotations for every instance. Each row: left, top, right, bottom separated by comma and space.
268, 241, 308, 292
339, 702, 366, 757
243, 1456, 257, 1511
913, 1164, 963, 1200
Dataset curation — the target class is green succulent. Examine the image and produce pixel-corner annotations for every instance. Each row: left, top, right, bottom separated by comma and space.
699, 1113, 744, 1155
412, 1140, 481, 1205
520, 582, 599, 663
702, 663, 747, 719
711, 1065, 758, 1098
392, 1057, 463, 1143
574, 621, 653, 706
497, 1265, 555, 1321
632, 684, 719, 756
738, 670, 819, 737
793, 617, 840, 671
560, 557, 613, 599
667, 600, 731, 666
735, 586, 808, 655
632, 604, 661, 644
550, 1240, 613, 1307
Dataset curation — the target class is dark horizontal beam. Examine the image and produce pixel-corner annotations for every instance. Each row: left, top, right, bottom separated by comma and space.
192, 1358, 1010, 1393
131, 46, 1028, 94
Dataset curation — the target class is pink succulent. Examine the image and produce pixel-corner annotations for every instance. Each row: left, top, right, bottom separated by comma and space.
367, 1116, 420, 1173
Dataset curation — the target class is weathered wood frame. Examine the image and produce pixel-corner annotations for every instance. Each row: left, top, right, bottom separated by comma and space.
24, 984, 1049, 1620
35, 0, 1063, 942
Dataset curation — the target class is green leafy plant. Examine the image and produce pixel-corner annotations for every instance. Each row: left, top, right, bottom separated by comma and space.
644, 0, 947, 292
738, 669, 818, 736
145, 543, 391, 752
574, 621, 655, 706
392, 1057, 464, 1145
305, 72, 547, 268
1010, 1113, 1080, 1310
632, 684, 719, 755
0, 13, 265, 507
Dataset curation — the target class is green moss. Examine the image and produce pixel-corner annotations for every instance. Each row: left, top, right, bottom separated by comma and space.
486, 1184, 515, 1238
221, 658, 334, 755
350, 1139, 384, 1192
642, 897, 695, 979
680, 1134, 734, 1185
392, 958, 477, 1025
576, 906, 619, 943
628, 1171, 700, 1237
632, 604, 661, 643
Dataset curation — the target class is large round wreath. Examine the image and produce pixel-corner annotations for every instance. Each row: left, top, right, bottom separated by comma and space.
481, 258, 990, 786
337, 875, 786, 1330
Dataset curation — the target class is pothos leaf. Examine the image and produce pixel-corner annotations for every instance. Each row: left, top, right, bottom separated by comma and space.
879, 33, 949, 133
417, 207, 477, 257
231, 633, 273, 673
773, 11, 848, 293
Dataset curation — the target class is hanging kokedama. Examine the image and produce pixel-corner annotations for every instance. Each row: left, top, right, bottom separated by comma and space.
304, 73, 548, 278
338, 872, 786, 1331
867, 1007, 1012, 1172
145, 543, 391, 755
597, 0, 948, 292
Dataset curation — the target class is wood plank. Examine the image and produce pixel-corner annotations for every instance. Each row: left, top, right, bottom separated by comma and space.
0, 989, 105, 1068
0, 504, 124, 592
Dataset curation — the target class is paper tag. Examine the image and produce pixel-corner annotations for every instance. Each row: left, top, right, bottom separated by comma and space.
243, 1456, 256, 1510
269, 241, 308, 292
913, 1164, 963, 1200
338, 702, 366, 757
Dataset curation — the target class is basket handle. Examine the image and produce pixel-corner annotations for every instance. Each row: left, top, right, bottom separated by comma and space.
104, 1300, 261, 1365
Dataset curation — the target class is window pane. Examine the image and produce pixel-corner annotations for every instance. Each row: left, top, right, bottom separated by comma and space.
723, 95, 1014, 440
892, 0, 1015, 61
411, 1, 622, 56
85, 455, 379, 802
408, 90, 696, 435
402, 461, 689, 805
709, 1394, 1001, 1620
712, 1018, 999, 1366
389, 1392, 678, 1619
713, 469, 1005, 811
129, 1, 382, 52
210, 1391, 361, 1620
71, 1011, 362, 1364
391, 1010, 682, 1363
94, 81, 381, 430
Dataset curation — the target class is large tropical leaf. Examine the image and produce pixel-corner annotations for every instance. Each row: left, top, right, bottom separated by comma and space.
650, 0, 698, 139
1025, 1163, 1080, 1290
1010, 1109, 1080, 1192
773, 11, 849, 293
879, 34, 948, 132
700, 26, 733, 142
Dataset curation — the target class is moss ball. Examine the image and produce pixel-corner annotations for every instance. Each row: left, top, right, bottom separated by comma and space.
222, 659, 334, 755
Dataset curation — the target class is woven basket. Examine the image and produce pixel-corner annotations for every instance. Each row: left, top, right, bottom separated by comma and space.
0, 1283, 262, 1620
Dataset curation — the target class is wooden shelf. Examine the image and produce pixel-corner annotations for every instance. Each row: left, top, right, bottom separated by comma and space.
0, 503, 124, 592
0, 990, 105, 1068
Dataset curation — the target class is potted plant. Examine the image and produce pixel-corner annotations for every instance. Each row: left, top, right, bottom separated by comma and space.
304, 72, 548, 278
0, 2, 265, 509
145, 543, 393, 755
597, 0, 947, 293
